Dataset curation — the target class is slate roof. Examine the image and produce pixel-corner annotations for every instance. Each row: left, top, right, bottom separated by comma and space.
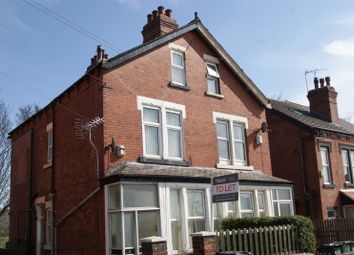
270, 99, 354, 136
103, 161, 292, 185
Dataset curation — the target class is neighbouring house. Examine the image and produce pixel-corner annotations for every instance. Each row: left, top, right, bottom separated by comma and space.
267, 76, 354, 221
9, 7, 294, 255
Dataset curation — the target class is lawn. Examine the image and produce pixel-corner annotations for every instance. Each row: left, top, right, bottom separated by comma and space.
0, 236, 8, 249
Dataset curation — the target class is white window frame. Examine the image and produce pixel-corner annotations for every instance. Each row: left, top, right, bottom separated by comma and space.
271, 187, 294, 216
206, 62, 220, 94
240, 191, 255, 218
106, 182, 160, 255
341, 148, 354, 184
171, 50, 186, 86
138, 96, 186, 161
47, 123, 53, 163
320, 146, 332, 184
213, 112, 250, 169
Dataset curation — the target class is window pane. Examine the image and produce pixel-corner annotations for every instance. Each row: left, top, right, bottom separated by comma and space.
124, 212, 135, 247
188, 219, 205, 235
273, 202, 279, 217
350, 151, 354, 182
171, 221, 182, 251
206, 63, 219, 78
227, 202, 236, 217
166, 112, 181, 127
172, 52, 183, 67
187, 191, 204, 217
240, 193, 253, 210
168, 129, 181, 157
258, 192, 265, 210
272, 190, 277, 200
172, 67, 185, 85
144, 126, 159, 156
241, 212, 254, 218
218, 140, 230, 160
138, 211, 159, 240
322, 166, 330, 183
234, 142, 245, 162
170, 190, 180, 220
320, 148, 329, 165
207, 78, 218, 94
110, 213, 121, 249
279, 203, 291, 216
109, 185, 120, 209
233, 124, 244, 141
143, 108, 159, 123
342, 150, 351, 182
123, 184, 157, 208
47, 147, 53, 162
217, 122, 229, 139
278, 189, 291, 200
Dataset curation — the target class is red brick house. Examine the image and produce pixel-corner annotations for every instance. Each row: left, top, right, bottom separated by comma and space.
9, 7, 293, 255
267, 76, 354, 221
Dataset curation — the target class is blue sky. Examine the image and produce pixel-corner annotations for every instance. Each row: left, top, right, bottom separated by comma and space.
1, 0, 354, 124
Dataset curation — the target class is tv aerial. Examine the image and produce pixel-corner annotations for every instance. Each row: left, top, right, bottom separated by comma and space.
305, 68, 326, 92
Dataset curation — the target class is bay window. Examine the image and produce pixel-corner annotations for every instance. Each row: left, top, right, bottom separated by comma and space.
108, 184, 160, 255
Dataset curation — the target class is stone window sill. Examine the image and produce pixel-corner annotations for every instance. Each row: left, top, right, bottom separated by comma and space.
169, 82, 191, 91
205, 91, 224, 99
43, 162, 52, 169
345, 183, 354, 188
323, 184, 336, 189
216, 163, 254, 171
138, 156, 190, 167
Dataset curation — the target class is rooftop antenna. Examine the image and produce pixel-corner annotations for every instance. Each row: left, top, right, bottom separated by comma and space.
305, 68, 326, 92
81, 117, 104, 180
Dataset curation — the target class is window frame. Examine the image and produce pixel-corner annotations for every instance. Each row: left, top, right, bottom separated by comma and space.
240, 192, 255, 218
106, 183, 161, 255
171, 50, 186, 87
214, 112, 248, 168
320, 145, 332, 184
206, 62, 220, 94
47, 123, 53, 163
341, 147, 354, 184
271, 188, 294, 216
138, 96, 186, 162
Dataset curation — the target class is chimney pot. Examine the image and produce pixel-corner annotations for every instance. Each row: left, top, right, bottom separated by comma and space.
147, 14, 153, 23
319, 78, 325, 88
157, 6, 164, 15
325, 76, 331, 87
152, 10, 158, 17
165, 9, 172, 17
314, 77, 319, 89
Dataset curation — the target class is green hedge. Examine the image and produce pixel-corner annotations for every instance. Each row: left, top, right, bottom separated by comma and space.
221, 215, 316, 253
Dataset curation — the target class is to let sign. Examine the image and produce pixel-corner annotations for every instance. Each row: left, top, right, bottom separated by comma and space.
212, 173, 239, 203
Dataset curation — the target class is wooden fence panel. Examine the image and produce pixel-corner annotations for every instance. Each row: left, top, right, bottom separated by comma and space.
314, 218, 354, 246
216, 224, 296, 255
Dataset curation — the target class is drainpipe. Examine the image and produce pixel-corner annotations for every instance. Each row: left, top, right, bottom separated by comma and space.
28, 128, 34, 255
51, 106, 56, 255
299, 139, 310, 215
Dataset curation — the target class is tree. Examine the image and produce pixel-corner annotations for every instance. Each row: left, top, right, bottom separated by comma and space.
15, 104, 40, 125
0, 101, 10, 216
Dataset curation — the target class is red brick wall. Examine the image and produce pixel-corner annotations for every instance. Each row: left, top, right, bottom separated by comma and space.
102, 31, 272, 175
267, 109, 354, 220
10, 30, 273, 254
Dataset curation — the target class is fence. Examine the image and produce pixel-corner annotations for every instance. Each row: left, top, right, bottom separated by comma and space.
216, 225, 297, 255
314, 218, 354, 245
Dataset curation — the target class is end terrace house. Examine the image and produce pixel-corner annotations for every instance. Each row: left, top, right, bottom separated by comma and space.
8, 7, 294, 255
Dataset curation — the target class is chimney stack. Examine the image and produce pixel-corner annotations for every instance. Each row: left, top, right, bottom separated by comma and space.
307, 76, 339, 124
87, 45, 109, 71
141, 6, 178, 43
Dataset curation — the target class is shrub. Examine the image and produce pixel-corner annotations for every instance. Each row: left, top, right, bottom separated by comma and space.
221, 215, 316, 253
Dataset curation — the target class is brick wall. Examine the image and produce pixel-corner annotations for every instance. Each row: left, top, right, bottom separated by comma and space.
102, 31, 272, 175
